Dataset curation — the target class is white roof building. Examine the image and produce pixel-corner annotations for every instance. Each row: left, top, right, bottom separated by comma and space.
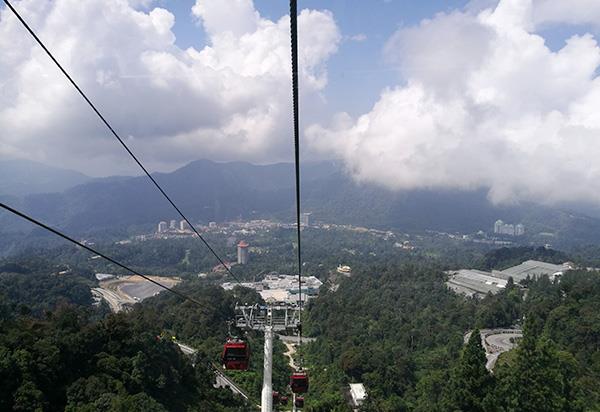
349, 383, 367, 408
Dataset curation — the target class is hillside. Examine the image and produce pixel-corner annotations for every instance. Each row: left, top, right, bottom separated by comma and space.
0, 159, 91, 196
2, 159, 600, 247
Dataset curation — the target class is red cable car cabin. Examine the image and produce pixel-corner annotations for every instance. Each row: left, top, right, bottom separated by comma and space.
295, 396, 305, 408
221, 338, 250, 370
290, 371, 309, 393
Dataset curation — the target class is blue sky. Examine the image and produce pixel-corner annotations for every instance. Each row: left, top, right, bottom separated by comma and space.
159, 0, 599, 116
157, 0, 472, 115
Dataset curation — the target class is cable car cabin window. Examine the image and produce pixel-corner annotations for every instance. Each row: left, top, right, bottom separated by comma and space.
290, 372, 309, 393
223, 347, 247, 360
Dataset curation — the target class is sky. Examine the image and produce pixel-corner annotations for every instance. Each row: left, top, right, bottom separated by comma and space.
2, 0, 600, 206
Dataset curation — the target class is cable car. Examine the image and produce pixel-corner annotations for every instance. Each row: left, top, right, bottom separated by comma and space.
272, 391, 280, 404
295, 396, 304, 408
221, 338, 250, 370
280, 395, 289, 405
290, 370, 309, 393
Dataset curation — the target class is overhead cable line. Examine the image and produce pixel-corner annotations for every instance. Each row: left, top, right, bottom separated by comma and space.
289, 0, 303, 345
2, 0, 243, 285
0, 201, 208, 309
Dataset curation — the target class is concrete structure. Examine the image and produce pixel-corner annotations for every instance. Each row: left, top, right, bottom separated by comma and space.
180, 220, 191, 231
169, 219, 177, 230
237, 241, 249, 265
222, 273, 323, 304
157, 221, 168, 233
208, 221, 217, 228
337, 265, 352, 276
349, 383, 367, 409
300, 212, 312, 227
494, 260, 571, 283
446, 269, 508, 298
515, 223, 525, 236
447, 260, 572, 297
493, 220, 525, 236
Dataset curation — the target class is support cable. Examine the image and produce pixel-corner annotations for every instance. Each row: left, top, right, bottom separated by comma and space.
2, 0, 243, 285
0, 201, 209, 309
289, 0, 303, 348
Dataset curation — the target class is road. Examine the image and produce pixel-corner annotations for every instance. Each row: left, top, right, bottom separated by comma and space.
175, 342, 250, 402
483, 330, 522, 370
91, 287, 134, 312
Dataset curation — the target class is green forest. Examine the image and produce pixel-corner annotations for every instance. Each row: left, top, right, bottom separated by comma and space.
1, 234, 600, 411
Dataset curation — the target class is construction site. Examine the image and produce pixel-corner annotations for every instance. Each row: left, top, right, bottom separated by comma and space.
92, 274, 181, 312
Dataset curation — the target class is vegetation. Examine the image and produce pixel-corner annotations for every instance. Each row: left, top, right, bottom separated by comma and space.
2, 229, 600, 411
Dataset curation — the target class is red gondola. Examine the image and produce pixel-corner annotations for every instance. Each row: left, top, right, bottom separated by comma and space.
280, 395, 289, 405
295, 396, 304, 408
221, 338, 250, 370
272, 391, 280, 404
290, 370, 309, 394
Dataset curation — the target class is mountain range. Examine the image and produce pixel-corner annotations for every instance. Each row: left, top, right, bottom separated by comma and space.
2, 158, 600, 247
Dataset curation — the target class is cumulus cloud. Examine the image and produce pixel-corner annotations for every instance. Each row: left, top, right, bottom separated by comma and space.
307, 0, 600, 205
0, 0, 340, 175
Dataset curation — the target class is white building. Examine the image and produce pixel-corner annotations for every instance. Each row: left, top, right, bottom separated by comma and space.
515, 223, 525, 236
221, 274, 323, 304
493, 220, 524, 236
337, 265, 352, 276
169, 220, 177, 230
180, 220, 191, 231
157, 221, 168, 233
300, 212, 312, 227
349, 383, 367, 409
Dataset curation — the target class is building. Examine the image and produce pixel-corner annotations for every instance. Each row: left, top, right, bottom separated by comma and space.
447, 260, 572, 297
446, 269, 508, 298
157, 221, 168, 233
169, 220, 177, 230
349, 383, 367, 410
180, 220, 191, 231
515, 223, 525, 236
221, 273, 323, 304
237, 241, 249, 265
300, 212, 312, 227
493, 220, 524, 236
494, 220, 504, 234
208, 222, 217, 228
337, 265, 352, 276
494, 260, 571, 283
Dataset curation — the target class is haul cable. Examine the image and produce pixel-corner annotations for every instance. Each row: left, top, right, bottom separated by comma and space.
2, 0, 243, 285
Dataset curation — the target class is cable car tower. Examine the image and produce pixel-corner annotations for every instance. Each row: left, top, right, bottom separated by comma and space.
235, 302, 302, 412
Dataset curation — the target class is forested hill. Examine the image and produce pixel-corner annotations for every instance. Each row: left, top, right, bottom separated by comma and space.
303, 263, 600, 411
2, 159, 600, 246
0, 278, 249, 411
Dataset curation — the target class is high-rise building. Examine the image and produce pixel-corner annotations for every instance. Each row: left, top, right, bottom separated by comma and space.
300, 212, 312, 227
237, 241, 249, 265
169, 220, 177, 230
180, 220, 191, 231
515, 223, 525, 236
158, 221, 168, 233
494, 220, 504, 234
494, 220, 524, 236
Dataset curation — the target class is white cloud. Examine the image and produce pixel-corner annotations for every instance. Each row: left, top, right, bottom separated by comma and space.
0, 0, 340, 175
307, 0, 600, 205
347, 33, 367, 42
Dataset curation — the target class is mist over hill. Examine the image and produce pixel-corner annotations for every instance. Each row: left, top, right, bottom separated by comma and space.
2, 159, 600, 246
0, 159, 91, 196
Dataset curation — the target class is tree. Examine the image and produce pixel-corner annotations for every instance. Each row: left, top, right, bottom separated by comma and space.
445, 329, 494, 412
